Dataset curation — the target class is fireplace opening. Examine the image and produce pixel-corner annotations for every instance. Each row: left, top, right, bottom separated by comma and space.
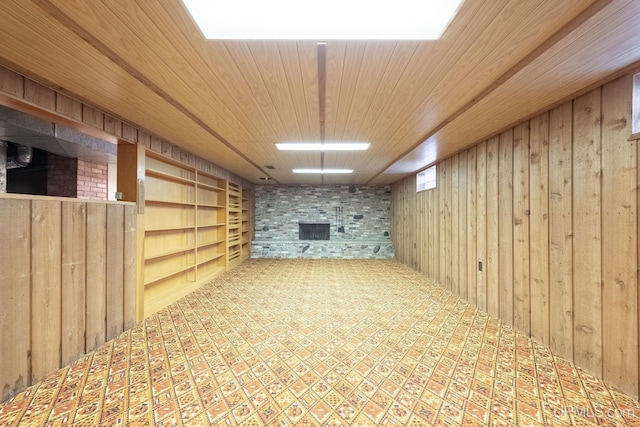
299, 223, 330, 240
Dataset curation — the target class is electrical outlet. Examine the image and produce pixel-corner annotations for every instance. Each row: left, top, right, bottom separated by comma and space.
478, 261, 483, 271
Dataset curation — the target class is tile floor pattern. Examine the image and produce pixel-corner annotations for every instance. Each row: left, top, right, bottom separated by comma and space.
2, 259, 640, 426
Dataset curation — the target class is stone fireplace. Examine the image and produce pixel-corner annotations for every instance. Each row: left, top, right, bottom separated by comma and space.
252, 185, 394, 259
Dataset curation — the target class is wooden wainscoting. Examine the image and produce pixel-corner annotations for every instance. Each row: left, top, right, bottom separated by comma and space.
0, 195, 136, 401
392, 73, 640, 399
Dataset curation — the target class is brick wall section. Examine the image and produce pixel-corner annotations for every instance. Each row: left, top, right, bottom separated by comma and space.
77, 159, 108, 200
47, 153, 78, 197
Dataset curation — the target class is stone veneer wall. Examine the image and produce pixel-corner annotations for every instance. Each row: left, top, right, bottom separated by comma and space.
252, 185, 394, 259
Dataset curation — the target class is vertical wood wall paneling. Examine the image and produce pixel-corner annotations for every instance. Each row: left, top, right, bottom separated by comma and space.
476, 141, 488, 310
438, 161, 448, 287
486, 137, 500, 318
24, 79, 55, 110
433, 171, 440, 283
56, 94, 82, 121
0, 67, 24, 96
498, 130, 514, 325
397, 179, 404, 264
637, 93, 640, 402
415, 179, 420, 270
549, 102, 574, 359
31, 200, 62, 382
529, 112, 550, 345
445, 158, 453, 289
399, 181, 405, 264
86, 203, 107, 350
391, 75, 640, 399
601, 75, 638, 393
572, 88, 603, 376
512, 122, 531, 335
404, 182, 411, 268
409, 178, 417, 269
427, 187, 435, 280
466, 146, 477, 305
418, 189, 426, 276
0, 200, 31, 401
407, 180, 412, 267
61, 202, 87, 366
398, 180, 405, 264
458, 150, 468, 301
451, 156, 460, 295
123, 204, 137, 330
135, 142, 146, 323
414, 186, 420, 272
401, 178, 408, 267
412, 176, 418, 270
106, 204, 125, 341
416, 178, 420, 271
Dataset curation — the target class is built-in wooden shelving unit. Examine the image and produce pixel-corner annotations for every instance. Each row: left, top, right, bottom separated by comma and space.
241, 187, 252, 261
143, 153, 197, 303
196, 172, 227, 280
142, 150, 249, 316
227, 182, 242, 269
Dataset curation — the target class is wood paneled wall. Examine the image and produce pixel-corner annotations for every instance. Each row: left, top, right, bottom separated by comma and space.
0, 195, 136, 401
392, 74, 640, 399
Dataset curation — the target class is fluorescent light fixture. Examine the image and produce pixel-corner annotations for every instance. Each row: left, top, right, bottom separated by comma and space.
293, 169, 353, 174
276, 142, 370, 151
181, 0, 464, 40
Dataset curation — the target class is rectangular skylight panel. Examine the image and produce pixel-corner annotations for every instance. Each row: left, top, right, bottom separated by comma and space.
182, 0, 464, 40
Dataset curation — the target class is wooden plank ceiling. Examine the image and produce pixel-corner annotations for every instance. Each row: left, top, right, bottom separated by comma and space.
0, 0, 639, 185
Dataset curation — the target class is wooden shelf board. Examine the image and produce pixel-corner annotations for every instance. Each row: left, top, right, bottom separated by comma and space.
197, 265, 226, 277
144, 264, 195, 287
198, 239, 226, 247
197, 182, 226, 192
145, 246, 196, 261
146, 225, 196, 232
146, 199, 196, 207
197, 253, 225, 263
197, 223, 226, 228
146, 168, 195, 185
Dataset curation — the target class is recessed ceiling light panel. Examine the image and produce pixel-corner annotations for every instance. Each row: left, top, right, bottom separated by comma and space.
181, 0, 464, 40
293, 169, 353, 174
276, 142, 370, 151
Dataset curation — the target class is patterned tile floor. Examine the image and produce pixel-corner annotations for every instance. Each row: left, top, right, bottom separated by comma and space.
1, 259, 640, 426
